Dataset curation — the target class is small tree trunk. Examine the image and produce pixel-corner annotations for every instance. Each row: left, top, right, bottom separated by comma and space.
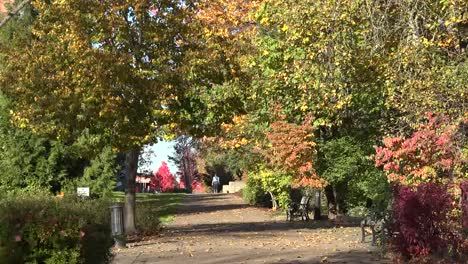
333, 183, 347, 215
313, 189, 321, 220
124, 147, 140, 235
183, 154, 192, 193
269, 192, 278, 211
333, 186, 340, 214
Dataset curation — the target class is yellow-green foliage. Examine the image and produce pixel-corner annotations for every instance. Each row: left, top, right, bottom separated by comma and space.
250, 168, 292, 209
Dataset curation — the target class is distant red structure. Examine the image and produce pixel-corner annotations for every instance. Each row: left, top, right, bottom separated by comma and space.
135, 173, 152, 193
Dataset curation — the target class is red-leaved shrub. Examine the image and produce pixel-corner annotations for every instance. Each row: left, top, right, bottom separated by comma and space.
375, 114, 459, 185
391, 183, 463, 260
191, 179, 204, 192
375, 115, 467, 262
461, 181, 468, 229
179, 177, 204, 192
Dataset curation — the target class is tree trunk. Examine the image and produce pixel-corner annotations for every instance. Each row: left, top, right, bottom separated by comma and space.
183, 153, 192, 193
124, 147, 140, 235
313, 189, 321, 220
325, 183, 349, 220
333, 184, 347, 215
325, 185, 337, 220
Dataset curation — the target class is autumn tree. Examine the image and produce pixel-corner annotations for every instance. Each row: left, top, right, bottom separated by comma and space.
199, 114, 268, 181
262, 114, 326, 212
366, 0, 468, 129
151, 161, 175, 192
0, 1, 118, 196
194, 0, 387, 214
263, 115, 321, 185
0, 0, 243, 234
1, 0, 184, 233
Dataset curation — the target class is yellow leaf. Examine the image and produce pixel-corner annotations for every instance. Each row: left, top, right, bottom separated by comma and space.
260, 17, 269, 25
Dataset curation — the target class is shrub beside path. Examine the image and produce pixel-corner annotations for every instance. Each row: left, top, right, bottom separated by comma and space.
112, 194, 390, 264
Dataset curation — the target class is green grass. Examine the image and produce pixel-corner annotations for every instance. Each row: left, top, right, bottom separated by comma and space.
112, 192, 185, 233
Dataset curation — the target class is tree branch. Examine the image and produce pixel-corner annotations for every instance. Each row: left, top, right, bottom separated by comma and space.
0, 0, 31, 28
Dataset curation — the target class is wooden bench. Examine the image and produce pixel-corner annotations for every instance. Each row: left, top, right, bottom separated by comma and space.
360, 211, 391, 245
360, 216, 382, 245
286, 196, 311, 221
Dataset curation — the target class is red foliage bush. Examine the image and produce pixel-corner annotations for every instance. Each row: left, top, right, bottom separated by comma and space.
179, 178, 186, 189
191, 179, 204, 192
375, 114, 459, 185
461, 181, 468, 229
179, 177, 204, 192
391, 183, 463, 260
375, 115, 467, 261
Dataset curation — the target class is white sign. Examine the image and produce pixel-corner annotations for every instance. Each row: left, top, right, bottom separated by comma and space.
77, 187, 90, 197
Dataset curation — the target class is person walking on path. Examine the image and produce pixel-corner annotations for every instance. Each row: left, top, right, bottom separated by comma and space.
212, 174, 220, 193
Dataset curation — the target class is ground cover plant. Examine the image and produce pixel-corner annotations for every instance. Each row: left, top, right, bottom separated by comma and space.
0, 193, 112, 264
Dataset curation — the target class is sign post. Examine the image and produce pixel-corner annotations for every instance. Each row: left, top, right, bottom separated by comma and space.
77, 187, 90, 197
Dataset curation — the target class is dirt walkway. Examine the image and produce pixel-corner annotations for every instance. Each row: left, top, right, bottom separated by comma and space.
112, 194, 389, 264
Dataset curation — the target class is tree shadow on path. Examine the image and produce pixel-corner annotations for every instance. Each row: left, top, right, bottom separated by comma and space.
175, 203, 250, 214
202, 248, 389, 264
173, 193, 249, 214
163, 220, 358, 237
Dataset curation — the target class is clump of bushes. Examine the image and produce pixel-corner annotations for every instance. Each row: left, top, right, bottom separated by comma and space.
242, 170, 305, 211
347, 205, 370, 218
242, 176, 271, 208
390, 183, 467, 263
0, 193, 113, 263
247, 169, 292, 210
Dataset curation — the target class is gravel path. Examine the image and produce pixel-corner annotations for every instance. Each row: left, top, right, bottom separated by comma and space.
112, 193, 389, 264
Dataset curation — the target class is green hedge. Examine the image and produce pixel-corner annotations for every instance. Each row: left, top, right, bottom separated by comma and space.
0, 194, 113, 263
